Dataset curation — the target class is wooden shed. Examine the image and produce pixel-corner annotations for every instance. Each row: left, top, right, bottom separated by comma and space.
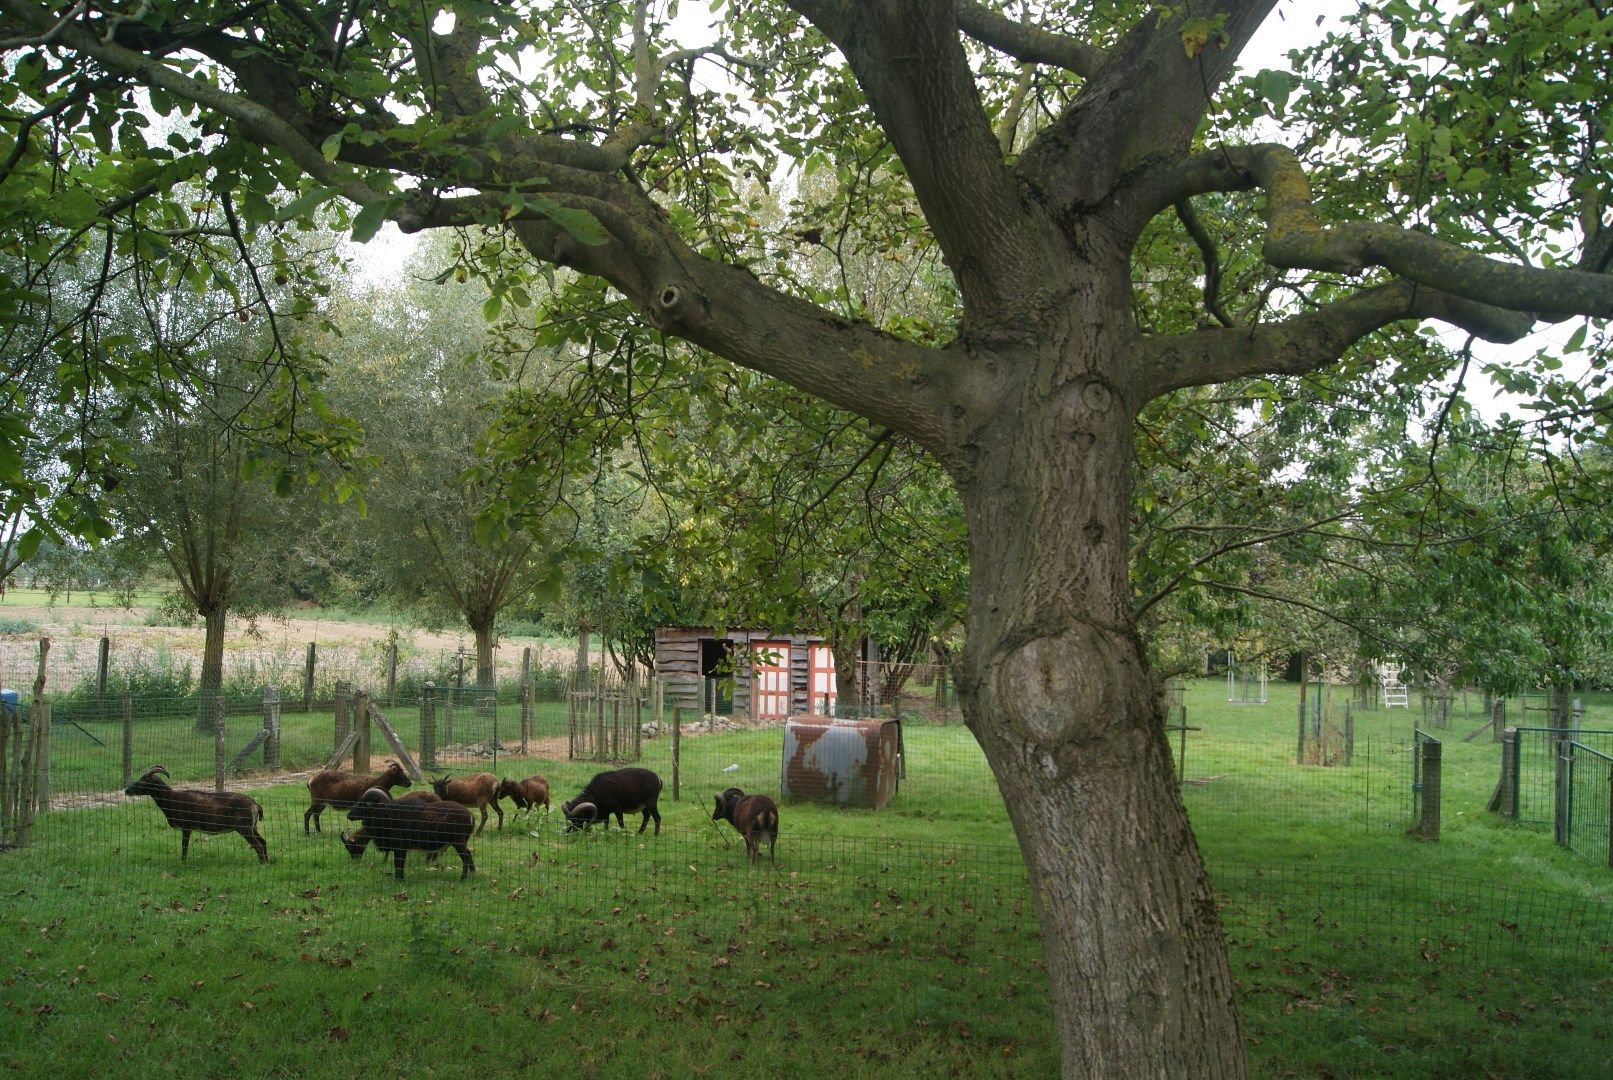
653, 626, 838, 720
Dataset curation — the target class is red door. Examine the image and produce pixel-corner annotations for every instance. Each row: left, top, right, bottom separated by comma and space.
809, 644, 837, 715
753, 641, 792, 719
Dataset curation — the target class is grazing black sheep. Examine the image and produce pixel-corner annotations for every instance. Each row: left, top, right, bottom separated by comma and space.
343, 788, 475, 881
561, 767, 663, 834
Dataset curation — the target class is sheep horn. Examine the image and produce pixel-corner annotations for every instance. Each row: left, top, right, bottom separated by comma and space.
141, 764, 170, 781
572, 801, 598, 820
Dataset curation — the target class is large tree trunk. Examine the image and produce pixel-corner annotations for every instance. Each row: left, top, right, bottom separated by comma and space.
954, 341, 1245, 1078
470, 615, 496, 689
193, 601, 228, 732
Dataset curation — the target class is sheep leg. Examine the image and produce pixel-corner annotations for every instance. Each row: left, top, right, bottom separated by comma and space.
493, 801, 503, 830
392, 849, 407, 881
305, 804, 321, 834
181, 829, 191, 860
243, 827, 268, 863
454, 843, 474, 880
745, 836, 758, 864
768, 834, 777, 865
643, 805, 661, 835
476, 805, 488, 835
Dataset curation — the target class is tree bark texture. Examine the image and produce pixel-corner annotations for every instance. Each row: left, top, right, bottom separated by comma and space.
472, 619, 496, 690
194, 602, 228, 733
954, 335, 1244, 1078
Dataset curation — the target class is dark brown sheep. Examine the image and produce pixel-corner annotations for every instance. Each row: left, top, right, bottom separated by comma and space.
561, 767, 662, 834
344, 788, 475, 881
430, 771, 504, 834
124, 764, 268, 863
305, 759, 412, 834
339, 791, 444, 860
712, 787, 779, 866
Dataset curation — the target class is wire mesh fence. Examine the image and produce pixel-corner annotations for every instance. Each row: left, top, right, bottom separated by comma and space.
3, 674, 1612, 1076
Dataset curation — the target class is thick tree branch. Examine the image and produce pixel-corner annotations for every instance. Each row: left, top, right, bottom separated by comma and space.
954, 1, 1105, 76
1244, 145, 1613, 319
1140, 280, 1535, 399
788, 1, 1052, 321
1016, 0, 1276, 221
1174, 199, 1235, 328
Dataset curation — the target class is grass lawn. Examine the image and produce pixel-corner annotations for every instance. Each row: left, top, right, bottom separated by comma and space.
2, 677, 1610, 1077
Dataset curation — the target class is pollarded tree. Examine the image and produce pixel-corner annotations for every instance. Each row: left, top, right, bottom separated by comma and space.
5, 3, 1613, 1075
320, 258, 565, 689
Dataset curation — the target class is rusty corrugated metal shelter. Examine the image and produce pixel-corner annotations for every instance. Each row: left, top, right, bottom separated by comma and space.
653, 627, 838, 720
780, 716, 899, 809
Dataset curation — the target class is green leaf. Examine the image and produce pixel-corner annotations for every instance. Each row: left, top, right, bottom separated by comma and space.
276, 187, 338, 222
482, 293, 503, 322
350, 201, 389, 243
15, 527, 43, 562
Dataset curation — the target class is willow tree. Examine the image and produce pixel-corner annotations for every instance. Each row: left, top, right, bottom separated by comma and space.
5, 2, 1612, 1074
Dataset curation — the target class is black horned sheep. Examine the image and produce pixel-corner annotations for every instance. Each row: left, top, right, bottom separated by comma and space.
561, 767, 663, 834
343, 788, 475, 881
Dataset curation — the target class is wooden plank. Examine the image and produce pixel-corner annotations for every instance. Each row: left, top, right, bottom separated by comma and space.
324, 729, 360, 770
227, 729, 270, 774
367, 702, 422, 780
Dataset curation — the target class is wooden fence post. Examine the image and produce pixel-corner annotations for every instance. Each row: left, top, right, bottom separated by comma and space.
212, 695, 226, 792
420, 683, 437, 771
1295, 696, 1307, 765
263, 686, 281, 770
303, 642, 317, 713
32, 638, 48, 807
1410, 736, 1442, 840
121, 692, 133, 787
520, 678, 532, 756
353, 690, 371, 773
16, 701, 48, 845
97, 636, 110, 703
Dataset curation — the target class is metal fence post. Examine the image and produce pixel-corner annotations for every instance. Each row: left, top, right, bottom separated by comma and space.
1553, 742, 1571, 848
385, 642, 398, 707
334, 680, 351, 753
672, 706, 682, 801
420, 683, 437, 771
1295, 697, 1306, 765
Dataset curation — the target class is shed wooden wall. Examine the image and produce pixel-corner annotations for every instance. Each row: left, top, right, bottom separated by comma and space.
653, 627, 829, 717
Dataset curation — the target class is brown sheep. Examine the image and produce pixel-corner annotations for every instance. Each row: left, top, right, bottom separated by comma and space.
498, 775, 550, 819
712, 787, 779, 866
124, 764, 268, 863
430, 771, 504, 834
305, 759, 412, 834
